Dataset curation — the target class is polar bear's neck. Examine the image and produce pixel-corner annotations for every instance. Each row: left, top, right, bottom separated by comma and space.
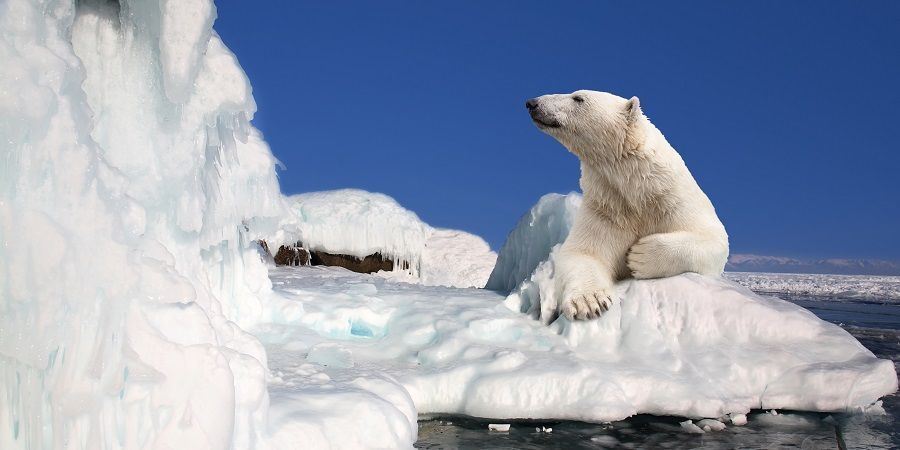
578, 125, 688, 229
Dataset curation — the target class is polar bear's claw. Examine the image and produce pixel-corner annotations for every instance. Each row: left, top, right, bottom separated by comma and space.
563, 291, 612, 320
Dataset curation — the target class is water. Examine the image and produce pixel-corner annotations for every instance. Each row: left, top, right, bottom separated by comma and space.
416, 293, 900, 449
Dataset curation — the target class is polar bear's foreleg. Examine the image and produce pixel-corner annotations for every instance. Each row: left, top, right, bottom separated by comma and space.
626, 231, 728, 279
555, 216, 633, 320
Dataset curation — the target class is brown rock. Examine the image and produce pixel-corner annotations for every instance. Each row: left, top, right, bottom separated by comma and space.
274, 244, 310, 266
309, 250, 394, 273
266, 239, 411, 274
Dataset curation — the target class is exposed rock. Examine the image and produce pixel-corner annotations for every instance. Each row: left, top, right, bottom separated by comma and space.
274, 244, 310, 266
265, 239, 410, 274
310, 250, 406, 274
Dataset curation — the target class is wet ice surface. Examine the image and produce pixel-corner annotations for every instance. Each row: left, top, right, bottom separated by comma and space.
417, 287, 900, 449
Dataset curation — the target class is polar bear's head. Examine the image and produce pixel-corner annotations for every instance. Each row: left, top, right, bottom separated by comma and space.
526, 90, 643, 160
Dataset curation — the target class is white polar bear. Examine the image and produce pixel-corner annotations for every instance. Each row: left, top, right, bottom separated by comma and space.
526, 90, 729, 320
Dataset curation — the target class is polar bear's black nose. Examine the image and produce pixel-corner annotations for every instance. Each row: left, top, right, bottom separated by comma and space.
526, 98, 539, 110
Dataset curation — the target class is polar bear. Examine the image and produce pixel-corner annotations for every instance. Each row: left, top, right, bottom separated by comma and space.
526, 90, 729, 320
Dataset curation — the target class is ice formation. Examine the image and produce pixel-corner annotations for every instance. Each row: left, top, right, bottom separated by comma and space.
485, 193, 581, 292
280, 189, 434, 271
724, 272, 900, 302
1, 0, 282, 447
278, 189, 496, 288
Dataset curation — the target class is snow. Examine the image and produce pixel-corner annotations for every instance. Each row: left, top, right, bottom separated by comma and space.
259, 264, 896, 447
279, 189, 497, 288
257, 192, 895, 446
420, 229, 497, 288
280, 189, 433, 272
725, 272, 900, 302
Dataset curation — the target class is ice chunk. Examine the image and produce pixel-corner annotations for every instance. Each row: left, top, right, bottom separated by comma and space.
488, 423, 511, 432
730, 413, 748, 426
486, 192, 581, 292
680, 420, 705, 434
696, 418, 726, 432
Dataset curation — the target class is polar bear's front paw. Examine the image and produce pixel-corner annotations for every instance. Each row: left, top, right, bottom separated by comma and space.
562, 290, 612, 320
627, 234, 682, 279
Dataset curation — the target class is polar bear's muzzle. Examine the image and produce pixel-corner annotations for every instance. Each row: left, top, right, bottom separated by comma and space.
526, 98, 562, 129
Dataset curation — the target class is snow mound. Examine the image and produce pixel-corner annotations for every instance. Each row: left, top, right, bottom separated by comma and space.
282, 189, 433, 271
279, 189, 497, 288
421, 229, 497, 288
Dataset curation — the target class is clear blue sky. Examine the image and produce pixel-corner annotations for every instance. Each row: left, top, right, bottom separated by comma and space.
216, 1, 899, 260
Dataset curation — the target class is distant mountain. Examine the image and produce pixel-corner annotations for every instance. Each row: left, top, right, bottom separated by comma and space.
726, 254, 900, 276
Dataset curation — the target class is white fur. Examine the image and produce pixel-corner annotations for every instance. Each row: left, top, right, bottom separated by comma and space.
528, 90, 728, 320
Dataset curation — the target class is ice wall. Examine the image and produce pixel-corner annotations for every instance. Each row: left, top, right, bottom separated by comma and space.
0, 0, 284, 448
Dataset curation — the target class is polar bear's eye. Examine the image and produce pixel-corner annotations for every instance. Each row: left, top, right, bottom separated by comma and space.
573, 95, 585, 103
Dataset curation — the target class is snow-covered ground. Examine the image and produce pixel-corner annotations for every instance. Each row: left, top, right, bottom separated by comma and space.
725, 272, 900, 303
258, 193, 900, 448
258, 265, 896, 449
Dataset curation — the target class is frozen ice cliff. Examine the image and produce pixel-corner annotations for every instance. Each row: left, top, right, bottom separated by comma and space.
1, 0, 282, 447
276, 189, 496, 288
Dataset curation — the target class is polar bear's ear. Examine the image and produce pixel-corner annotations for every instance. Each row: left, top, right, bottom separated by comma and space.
625, 96, 642, 123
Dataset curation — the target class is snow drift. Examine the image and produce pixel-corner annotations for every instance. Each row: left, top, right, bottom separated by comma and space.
1, 0, 282, 447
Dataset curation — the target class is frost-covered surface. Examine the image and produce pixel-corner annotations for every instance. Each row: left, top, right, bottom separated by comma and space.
279, 189, 497, 288
259, 265, 897, 448
1, 0, 283, 447
725, 272, 900, 302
